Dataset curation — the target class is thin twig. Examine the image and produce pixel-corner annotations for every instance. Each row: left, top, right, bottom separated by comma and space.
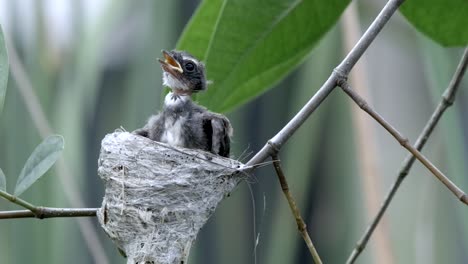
0, 189, 38, 213
0, 189, 98, 219
0, 208, 97, 219
246, 0, 405, 167
339, 80, 468, 205
346, 47, 468, 264
271, 154, 322, 264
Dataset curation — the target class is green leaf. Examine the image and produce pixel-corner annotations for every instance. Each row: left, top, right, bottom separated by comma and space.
400, 0, 468, 46
177, 0, 350, 112
14, 135, 64, 196
0, 167, 5, 191
0, 25, 9, 115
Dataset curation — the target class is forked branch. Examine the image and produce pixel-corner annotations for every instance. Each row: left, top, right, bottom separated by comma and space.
246, 0, 405, 166
345, 47, 468, 264
338, 80, 468, 205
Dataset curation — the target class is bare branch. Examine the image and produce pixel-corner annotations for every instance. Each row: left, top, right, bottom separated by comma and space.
0, 189, 97, 219
346, 47, 468, 264
339, 81, 468, 205
271, 154, 322, 264
0, 208, 97, 219
247, 0, 405, 167
0, 188, 98, 220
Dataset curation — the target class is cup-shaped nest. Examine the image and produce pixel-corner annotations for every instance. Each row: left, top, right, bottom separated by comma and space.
97, 132, 244, 264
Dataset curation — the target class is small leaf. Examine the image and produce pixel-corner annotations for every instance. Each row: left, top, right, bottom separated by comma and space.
14, 135, 64, 196
400, 0, 468, 46
0, 25, 9, 115
0, 167, 6, 191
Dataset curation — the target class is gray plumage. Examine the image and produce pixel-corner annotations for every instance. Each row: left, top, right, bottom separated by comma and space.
133, 50, 232, 157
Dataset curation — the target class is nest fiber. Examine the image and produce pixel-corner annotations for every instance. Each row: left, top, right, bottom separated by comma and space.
97, 132, 244, 264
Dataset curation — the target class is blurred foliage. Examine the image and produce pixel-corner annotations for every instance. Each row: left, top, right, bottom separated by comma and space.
0, 1, 467, 264
400, 0, 468, 46
0, 168, 5, 191
0, 26, 7, 114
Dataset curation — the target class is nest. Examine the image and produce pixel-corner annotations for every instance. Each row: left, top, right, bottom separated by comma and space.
97, 132, 245, 264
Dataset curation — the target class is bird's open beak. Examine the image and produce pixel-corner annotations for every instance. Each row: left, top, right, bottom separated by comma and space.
158, 50, 183, 76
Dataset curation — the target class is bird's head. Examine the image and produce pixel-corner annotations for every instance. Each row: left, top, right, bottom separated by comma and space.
158, 50, 207, 96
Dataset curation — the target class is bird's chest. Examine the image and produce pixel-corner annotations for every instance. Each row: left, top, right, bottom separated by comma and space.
160, 115, 188, 147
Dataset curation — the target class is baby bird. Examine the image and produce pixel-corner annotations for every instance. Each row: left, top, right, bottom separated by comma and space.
133, 50, 232, 157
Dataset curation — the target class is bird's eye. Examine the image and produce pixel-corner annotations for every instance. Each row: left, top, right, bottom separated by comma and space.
184, 62, 196, 72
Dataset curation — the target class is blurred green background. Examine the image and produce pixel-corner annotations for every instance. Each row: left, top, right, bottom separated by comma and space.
0, 0, 467, 263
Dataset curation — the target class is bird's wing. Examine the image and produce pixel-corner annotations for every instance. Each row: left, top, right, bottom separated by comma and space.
201, 112, 233, 157
133, 114, 162, 139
